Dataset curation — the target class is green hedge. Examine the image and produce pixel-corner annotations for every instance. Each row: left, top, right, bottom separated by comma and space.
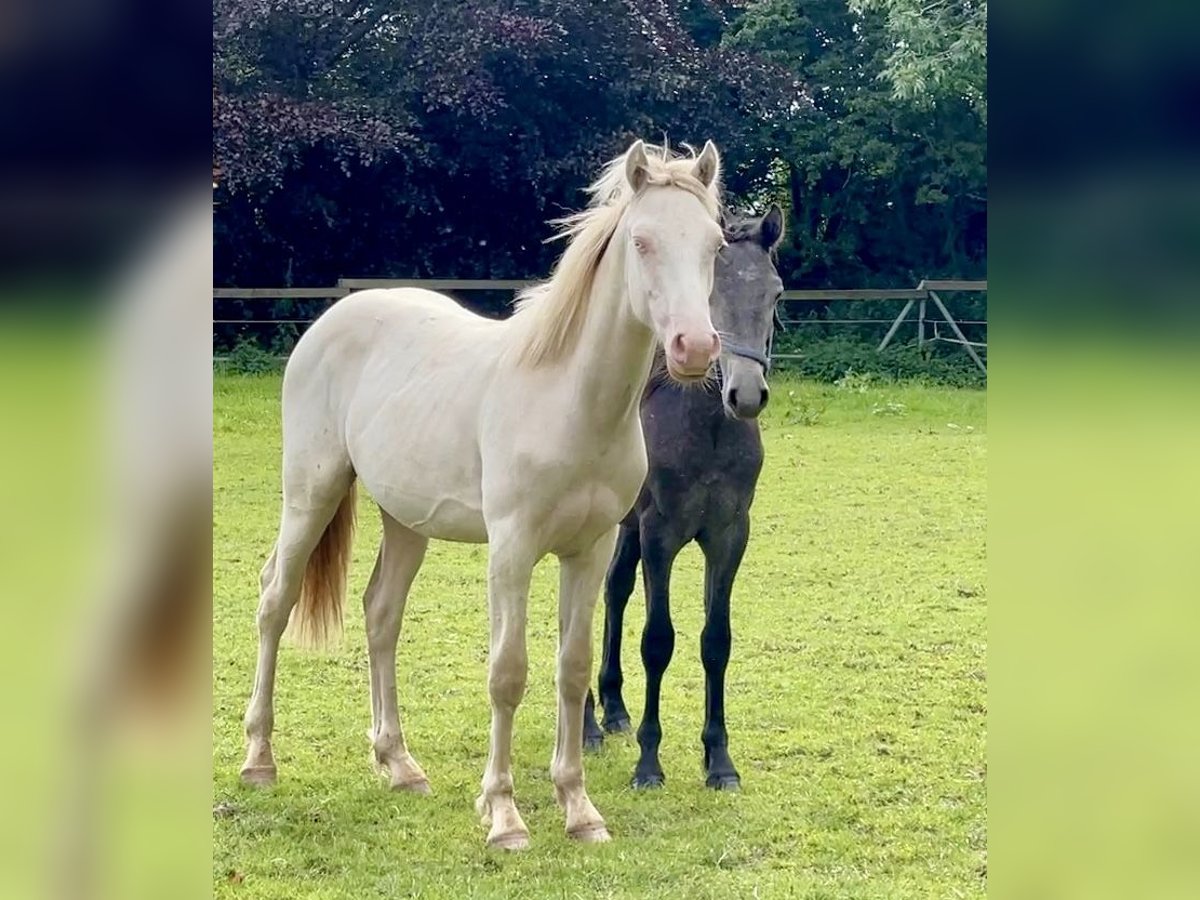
216, 339, 284, 376
772, 334, 985, 388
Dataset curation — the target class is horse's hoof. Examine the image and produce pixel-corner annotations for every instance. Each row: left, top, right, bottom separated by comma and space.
391, 778, 431, 795
631, 772, 664, 790
705, 773, 741, 791
583, 733, 605, 753
568, 823, 611, 844
487, 831, 530, 851
603, 715, 632, 734
239, 765, 277, 787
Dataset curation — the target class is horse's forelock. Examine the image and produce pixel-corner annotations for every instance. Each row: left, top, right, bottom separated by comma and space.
585, 143, 721, 219
722, 213, 764, 244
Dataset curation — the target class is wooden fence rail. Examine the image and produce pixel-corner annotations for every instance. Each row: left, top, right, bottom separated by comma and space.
213, 278, 987, 372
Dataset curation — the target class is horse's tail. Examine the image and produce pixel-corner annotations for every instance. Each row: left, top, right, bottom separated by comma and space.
289, 482, 357, 648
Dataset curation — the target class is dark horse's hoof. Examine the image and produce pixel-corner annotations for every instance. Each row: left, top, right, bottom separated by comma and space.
603, 715, 632, 734
631, 771, 665, 790
583, 731, 605, 753
705, 773, 741, 791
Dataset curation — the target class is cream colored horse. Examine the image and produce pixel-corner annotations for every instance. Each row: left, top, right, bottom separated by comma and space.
240, 141, 725, 849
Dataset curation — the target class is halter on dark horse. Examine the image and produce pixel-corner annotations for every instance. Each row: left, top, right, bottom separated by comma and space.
720, 300, 784, 372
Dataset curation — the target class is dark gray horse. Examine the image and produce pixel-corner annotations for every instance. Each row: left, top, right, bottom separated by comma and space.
582, 206, 785, 789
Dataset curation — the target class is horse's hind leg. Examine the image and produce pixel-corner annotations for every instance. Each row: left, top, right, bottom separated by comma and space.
583, 523, 640, 750
364, 511, 430, 793
241, 470, 351, 785
595, 523, 642, 734
582, 692, 603, 752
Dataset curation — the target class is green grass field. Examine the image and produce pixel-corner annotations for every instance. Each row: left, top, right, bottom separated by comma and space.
214, 373, 986, 899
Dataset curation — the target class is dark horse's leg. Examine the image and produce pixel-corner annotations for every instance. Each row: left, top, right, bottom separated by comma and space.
633, 516, 686, 788
582, 692, 603, 752
583, 523, 641, 750
696, 515, 749, 789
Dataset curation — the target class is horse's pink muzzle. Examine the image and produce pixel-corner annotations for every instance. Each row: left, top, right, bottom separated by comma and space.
666, 330, 721, 379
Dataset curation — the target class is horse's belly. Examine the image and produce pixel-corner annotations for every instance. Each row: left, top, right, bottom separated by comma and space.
347, 362, 490, 543
371, 485, 489, 543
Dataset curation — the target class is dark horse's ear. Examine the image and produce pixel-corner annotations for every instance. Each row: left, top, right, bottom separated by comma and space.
760, 205, 785, 250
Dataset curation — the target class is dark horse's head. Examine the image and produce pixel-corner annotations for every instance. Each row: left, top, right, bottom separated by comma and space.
711, 206, 785, 418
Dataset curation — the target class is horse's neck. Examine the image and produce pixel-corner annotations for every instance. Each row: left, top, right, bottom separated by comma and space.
561, 239, 656, 432
644, 359, 761, 441
646, 348, 722, 410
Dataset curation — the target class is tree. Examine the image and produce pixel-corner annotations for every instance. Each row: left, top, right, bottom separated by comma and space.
724, 0, 986, 293
212, 0, 986, 347
213, 0, 798, 291
849, 0, 986, 119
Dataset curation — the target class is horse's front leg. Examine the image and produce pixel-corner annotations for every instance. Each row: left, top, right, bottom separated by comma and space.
476, 528, 535, 850
697, 515, 750, 790
634, 515, 687, 788
553, 527, 618, 842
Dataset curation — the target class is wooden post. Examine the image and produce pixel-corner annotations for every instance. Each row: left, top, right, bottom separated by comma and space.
927, 290, 986, 374
877, 298, 916, 351
917, 298, 926, 348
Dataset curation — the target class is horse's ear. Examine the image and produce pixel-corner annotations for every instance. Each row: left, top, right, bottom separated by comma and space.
693, 140, 720, 189
625, 140, 650, 193
760, 204, 785, 249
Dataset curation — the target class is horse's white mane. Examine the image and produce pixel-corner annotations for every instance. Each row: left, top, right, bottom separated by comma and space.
509, 143, 722, 368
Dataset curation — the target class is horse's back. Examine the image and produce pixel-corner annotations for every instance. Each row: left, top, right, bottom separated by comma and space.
293, 287, 496, 357
285, 287, 502, 396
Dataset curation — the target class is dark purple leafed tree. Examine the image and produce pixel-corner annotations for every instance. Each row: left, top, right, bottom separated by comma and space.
212, 0, 798, 292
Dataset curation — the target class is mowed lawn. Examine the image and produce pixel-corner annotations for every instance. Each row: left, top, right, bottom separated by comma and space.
213, 372, 986, 899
